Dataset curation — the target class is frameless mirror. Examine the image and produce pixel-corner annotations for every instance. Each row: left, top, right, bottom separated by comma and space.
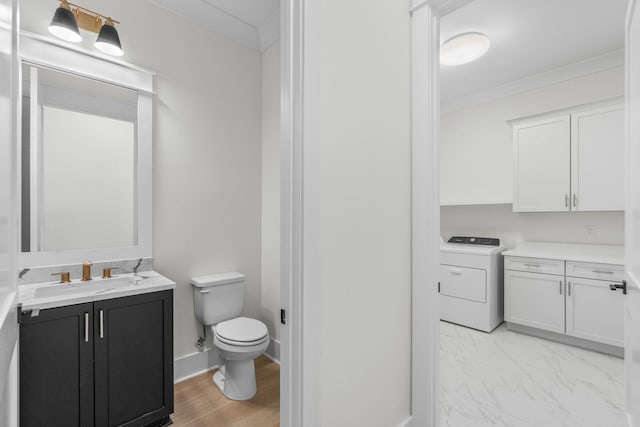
21, 63, 138, 252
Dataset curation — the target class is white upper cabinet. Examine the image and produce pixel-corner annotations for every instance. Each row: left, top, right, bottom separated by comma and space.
513, 115, 570, 212
570, 105, 625, 211
511, 99, 624, 213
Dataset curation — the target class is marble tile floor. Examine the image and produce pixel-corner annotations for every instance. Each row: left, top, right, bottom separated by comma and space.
440, 321, 625, 427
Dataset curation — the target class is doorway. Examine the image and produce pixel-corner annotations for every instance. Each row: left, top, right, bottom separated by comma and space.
414, 0, 633, 425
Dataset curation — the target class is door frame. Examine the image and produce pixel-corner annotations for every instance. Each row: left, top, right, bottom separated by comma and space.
279, 0, 305, 425
625, 0, 639, 425
410, 1, 474, 426
280, 1, 472, 426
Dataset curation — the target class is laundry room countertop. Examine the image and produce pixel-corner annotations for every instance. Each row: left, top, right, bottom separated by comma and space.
502, 241, 624, 265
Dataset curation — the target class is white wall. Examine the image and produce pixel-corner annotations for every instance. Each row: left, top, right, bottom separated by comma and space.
302, 1, 411, 425
441, 204, 624, 248
20, 1, 263, 360
261, 41, 280, 341
441, 67, 625, 205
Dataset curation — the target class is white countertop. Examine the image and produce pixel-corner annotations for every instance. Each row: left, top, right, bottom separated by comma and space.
19, 271, 176, 311
502, 242, 624, 265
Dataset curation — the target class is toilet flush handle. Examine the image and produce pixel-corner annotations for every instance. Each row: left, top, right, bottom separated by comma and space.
199, 289, 210, 294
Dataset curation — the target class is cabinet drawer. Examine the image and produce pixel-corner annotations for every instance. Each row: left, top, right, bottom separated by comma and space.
439, 264, 486, 303
504, 256, 564, 275
566, 261, 625, 282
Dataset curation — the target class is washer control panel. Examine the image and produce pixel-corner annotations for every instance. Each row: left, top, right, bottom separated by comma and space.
447, 236, 500, 246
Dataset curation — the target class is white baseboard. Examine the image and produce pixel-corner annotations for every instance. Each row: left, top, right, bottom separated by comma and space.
395, 416, 413, 427
265, 337, 280, 364
174, 337, 281, 383
174, 348, 221, 383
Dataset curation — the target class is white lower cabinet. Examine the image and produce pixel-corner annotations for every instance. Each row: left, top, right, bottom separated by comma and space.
505, 270, 565, 334
505, 255, 624, 349
566, 277, 624, 347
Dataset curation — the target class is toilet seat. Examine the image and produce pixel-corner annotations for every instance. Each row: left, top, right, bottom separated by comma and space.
214, 317, 268, 346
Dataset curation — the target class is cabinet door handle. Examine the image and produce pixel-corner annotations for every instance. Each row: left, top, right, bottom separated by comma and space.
565, 194, 569, 208
568, 282, 571, 296
573, 194, 577, 207
593, 269, 614, 275
610, 281, 628, 295
449, 268, 463, 275
524, 263, 540, 268
559, 280, 563, 295
84, 312, 89, 343
99, 310, 104, 339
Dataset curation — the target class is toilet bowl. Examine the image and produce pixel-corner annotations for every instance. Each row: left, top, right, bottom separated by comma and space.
211, 317, 269, 400
191, 272, 270, 401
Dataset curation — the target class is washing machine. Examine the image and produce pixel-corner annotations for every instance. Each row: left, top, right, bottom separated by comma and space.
439, 236, 505, 332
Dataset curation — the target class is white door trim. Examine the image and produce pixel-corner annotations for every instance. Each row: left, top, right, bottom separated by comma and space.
280, 0, 306, 426
411, 1, 473, 426
410, 3, 440, 427
625, 1, 639, 425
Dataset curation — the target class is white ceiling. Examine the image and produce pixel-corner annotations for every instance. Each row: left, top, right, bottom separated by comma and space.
148, 0, 279, 51
441, 0, 627, 108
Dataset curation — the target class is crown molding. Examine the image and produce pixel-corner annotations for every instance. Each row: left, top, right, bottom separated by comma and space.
259, 8, 280, 51
442, 49, 625, 113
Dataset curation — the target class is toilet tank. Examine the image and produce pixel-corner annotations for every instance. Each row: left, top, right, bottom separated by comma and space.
191, 272, 245, 326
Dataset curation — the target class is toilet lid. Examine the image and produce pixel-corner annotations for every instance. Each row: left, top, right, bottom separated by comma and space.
215, 317, 268, 343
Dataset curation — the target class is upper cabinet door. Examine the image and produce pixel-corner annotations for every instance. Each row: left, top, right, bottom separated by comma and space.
513, 115, 571, 212
571, 104, 625, 211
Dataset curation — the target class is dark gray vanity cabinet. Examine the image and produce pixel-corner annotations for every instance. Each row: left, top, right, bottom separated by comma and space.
94, 291, 174, 427
19, 290, 173, 427
19, 302, 95, 427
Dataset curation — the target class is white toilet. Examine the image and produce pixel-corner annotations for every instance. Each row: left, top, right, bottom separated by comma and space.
191, 272, 269, 400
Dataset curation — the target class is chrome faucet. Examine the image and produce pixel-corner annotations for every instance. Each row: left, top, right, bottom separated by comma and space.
82, 261, 92, 281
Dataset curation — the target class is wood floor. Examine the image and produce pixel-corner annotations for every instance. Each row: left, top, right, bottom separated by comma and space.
172, 356, 280, 427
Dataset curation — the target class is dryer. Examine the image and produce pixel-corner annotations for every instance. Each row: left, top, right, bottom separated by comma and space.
439, 236, 505, 332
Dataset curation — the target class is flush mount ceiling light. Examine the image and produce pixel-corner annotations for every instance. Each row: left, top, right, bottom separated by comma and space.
48, 0, 123, 56
440, 32, 490, 66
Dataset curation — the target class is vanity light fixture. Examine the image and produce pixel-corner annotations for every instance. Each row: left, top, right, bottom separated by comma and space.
48, 0, 123, 56
95, 18, 123, 56
440, 32, 490, 66
48, 1, 81, 42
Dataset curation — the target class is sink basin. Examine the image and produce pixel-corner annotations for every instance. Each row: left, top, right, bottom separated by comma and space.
34, 276, 141, 299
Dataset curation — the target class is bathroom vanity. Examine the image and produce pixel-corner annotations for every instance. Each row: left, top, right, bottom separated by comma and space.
14, 20, 172, 427
19, 272, 175, 427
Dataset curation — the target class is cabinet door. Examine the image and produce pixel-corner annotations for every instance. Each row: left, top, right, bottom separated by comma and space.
571, 104, 625, 211
19, 303, 94, 427
513, 115, 571, 212
94, 291, 173, 427
505, 270, 565, 333
566, 277, 624, 347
